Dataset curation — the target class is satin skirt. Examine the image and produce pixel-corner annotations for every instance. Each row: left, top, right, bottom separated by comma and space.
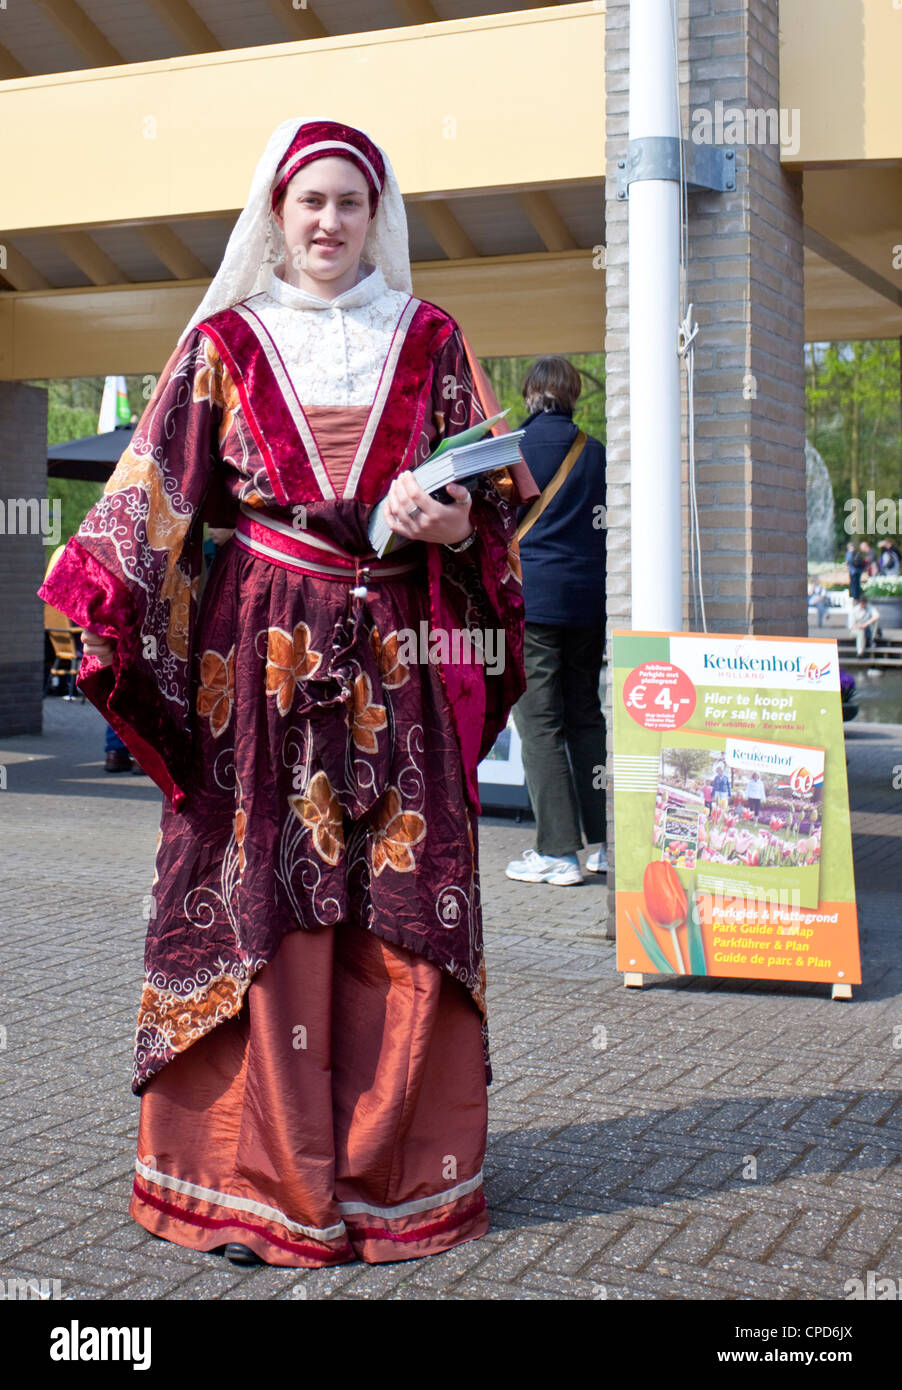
129, 921, 490, 1266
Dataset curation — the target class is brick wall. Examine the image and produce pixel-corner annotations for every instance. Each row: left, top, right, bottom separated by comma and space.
0, 382, 49, 736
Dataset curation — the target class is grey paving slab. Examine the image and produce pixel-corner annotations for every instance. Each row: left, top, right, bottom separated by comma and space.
0, 698, 901, 1299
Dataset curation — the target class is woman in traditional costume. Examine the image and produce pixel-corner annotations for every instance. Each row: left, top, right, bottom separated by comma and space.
38, 118, 535, 1268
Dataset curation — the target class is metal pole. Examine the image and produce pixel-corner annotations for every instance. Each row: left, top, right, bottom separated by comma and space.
628, 0, 683, 631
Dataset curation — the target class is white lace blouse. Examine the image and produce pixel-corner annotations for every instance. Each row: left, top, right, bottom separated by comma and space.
244, 261, 414, 409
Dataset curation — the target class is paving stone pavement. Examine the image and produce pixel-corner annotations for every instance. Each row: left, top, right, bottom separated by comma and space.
0, 698, 900, 1301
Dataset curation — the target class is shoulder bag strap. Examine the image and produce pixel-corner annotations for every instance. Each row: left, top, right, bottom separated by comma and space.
515, 430, 587, 543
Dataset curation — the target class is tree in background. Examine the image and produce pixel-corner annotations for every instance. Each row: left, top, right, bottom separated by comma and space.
661, 746, 714, 787
29, 375, 145, 544
479, 352, 605, 443
805, 340, 902, 556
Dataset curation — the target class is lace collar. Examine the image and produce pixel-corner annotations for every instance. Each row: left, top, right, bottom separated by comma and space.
266, 260, 387, 311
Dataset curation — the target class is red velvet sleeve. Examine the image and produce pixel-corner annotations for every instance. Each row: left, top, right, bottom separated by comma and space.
37, 330, 224, 811
424, 325, 527, 813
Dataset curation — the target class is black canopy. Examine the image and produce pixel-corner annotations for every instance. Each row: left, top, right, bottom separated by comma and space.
47, 424, 135, 481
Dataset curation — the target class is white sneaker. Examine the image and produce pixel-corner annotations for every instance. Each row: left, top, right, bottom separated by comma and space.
505, 848, 584, 886
586, 846, 609, 874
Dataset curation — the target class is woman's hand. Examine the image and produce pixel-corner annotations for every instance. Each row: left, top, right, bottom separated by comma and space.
81, 627, 116, 667
383, 473, 474, 547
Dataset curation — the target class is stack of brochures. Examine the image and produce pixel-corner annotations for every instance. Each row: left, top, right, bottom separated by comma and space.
368, 411, 525, 557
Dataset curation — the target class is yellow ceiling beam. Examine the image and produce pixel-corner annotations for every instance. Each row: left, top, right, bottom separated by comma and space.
54, 232, 131, 285
804, 248, 902, 343
138, 224, 210, 279
780, 0, 902, 163
516, 190, 578, 252
389, 0, 440, 23
0, 4, 604, 235
416, 251, 603, 356
0, 44, 27, 79
33, 0, 123, 67
260, 0, 328, 40
143, 0, 223, 53
412, 201, 480, 260
0, 250, 602, 378
0, 244, 51, 292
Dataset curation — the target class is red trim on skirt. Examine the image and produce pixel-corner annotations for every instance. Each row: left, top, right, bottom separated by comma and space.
129, 921, 490, 1267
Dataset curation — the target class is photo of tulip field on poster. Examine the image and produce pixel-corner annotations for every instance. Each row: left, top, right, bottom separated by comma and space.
612, 631, 861, 988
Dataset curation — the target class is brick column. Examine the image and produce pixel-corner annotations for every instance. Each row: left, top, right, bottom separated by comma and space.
603, 0, 807, 933
0, 382, 48, 736
687, 0, 806, 635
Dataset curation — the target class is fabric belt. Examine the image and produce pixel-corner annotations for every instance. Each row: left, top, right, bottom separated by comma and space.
232, 504, 423, 588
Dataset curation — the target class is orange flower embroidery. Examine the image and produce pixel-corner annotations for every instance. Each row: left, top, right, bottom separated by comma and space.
193, 339, 238, 437
371, 787, 427, 877
349, 672, 387, 753
234, 806, 247, 873
265, 623, 322, 716
197, 645, 235, 737
288, 771, 344, 866
370, 626, 410, 689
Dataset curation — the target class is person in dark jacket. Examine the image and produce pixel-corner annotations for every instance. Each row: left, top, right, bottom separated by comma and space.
506, 356, 607, 886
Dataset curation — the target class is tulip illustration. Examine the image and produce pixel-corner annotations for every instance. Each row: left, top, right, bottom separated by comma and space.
643, 860, 688, 973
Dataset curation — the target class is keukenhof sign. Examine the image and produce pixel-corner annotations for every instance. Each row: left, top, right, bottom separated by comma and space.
612, 631, 860, 996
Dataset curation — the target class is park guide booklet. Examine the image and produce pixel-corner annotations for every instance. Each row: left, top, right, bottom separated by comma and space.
368, 412, 525, 557
611, 631, 861, 989
654, 731, 825, 909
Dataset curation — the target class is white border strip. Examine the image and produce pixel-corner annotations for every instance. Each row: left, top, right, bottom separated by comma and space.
343, 296, 419, 500
232, 303, 337, 501
338, 1170, 484, 1220
275, 141, 382, 195
234, 526, 419, 580
135, 1157, 346, 1243
238, 502, 349, 557
136, 1158, 484, 1233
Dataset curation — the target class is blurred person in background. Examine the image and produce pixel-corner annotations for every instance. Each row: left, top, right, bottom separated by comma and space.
505, 355, 608, 887
878, 538, 901, 576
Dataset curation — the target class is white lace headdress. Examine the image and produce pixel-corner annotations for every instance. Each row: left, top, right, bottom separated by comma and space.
179, 116, 412, 343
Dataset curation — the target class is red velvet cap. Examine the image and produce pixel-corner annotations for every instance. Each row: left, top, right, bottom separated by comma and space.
271, 120, 385, 215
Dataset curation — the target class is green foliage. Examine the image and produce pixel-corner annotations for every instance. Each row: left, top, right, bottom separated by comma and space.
663, 746, 712, 783
27, 375, 146, 543
478, 352, 606, 443
805, 340, 902, 556
686, 891, 707, 975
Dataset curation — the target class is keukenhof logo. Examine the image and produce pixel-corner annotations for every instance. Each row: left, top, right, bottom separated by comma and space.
798, 660, 832, 684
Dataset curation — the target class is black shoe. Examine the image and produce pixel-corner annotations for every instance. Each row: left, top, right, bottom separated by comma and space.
105, 749, 133, 773
222, 1243, 264, 1266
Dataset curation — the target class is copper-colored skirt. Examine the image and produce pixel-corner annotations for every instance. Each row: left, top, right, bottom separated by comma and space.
129, 923, 489, 1266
